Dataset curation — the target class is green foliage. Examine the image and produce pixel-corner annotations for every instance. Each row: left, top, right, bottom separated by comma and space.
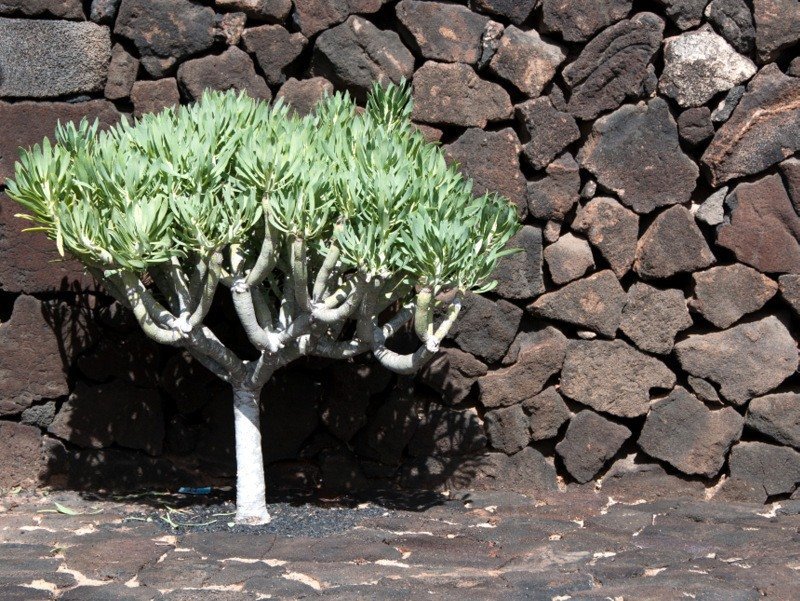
6, 81, 520, 293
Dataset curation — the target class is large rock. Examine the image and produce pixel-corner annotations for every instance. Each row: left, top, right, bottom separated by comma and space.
562, 12, 664, 120
445, 128, 527, 218
478, 326, 567, 408
216, 0, 292, 21
490, 225, 544, 300
292, 0, 388, 38
484, 404, 530, 455
674, 316, 798, 406
702, 65, 800, 186
690, 264, 778, 328
746, 393, 800, 449
753, 0, 800, 63
104, 43, 139, 100
488, 25, 565, 98
130, 78, 180, 118
177, 47, 271, 101
544, 233, 595, 285
528, 270, 626, 337
660, 25, 756, 108
242, 25, 307, 86
516, 97, 580, 171
572, 197, 639, 278
470, 0, 536, 24
779, 274, 800, 316
579, 99, 699, 214
654, 0, 708, 29
276, 77, 334, 117
638, 387, 743, 478
556, 410, 631, 483
413, 61, 512, 128
396, 0, 489, 65
705, 0, 755, 54
473, 447, 558, 495
634, 205, 715, 279
541, 0, 632, 42
0, 422, 41, 489
716, 174, 800, 274
447, 293, 522, 364
560, 339, 676, 418
0, 18, 110, 98
0, 0, 83, 18
526, 153, 580, 220
728, 441, 800, 498
524, 386, 571, 441
620, 283, 692, 355
115, 0, 216, 77
418, 347, 488, 405
408, 404, 486, 457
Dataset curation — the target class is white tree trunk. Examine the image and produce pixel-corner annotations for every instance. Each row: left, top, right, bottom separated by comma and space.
232, 386, 271, 525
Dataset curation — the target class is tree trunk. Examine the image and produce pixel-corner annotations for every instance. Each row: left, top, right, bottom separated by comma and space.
232, 386, 270, 525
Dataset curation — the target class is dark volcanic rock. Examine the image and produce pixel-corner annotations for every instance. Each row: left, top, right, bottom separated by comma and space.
716, 174, 800, 274
445, 128, 527, 218
0, 18, 110, 98
115, 0, 216, 77
105, 44, 139, 101
242, 25, 307, 86
0, 0, 83, 18
130, 79, 180, 118
746, 392, 800, 449
470, 0, 536, 24
525, 386, 571, 441
655, 0, 709, 29
177, 47, 271, 101
485, 404, 530, 455
728, 441, 800, 497
490, 225, 544, 300
711, 85, 746, 125
705, 0, 755, 54
419, 347, 488, 405
276, 77, 334, 116
578, 99, 699, 214
634, 205, 715, 279
475, 447, 558, 494
528, 270, 626, 337
782, 158, 800, 213
560, 339, 676, 418
779, 275, 800, 315
90, 0, 122, 24
448, 294, 522, 364
572, 197, 639, 278
216, 0, 292, 21
516, 97, 581, 171
0, 422, 41, 489
544, 233, 595, 285
562, 12, 664, 120
478, 326, 567, 408
557, 410, 631, 483
78, 331, 161, 387
292, 0, 388, 38
321, 363, 389, 442
541, 0, 632, 42
677, 107, 715, 146
753, 0, 800, 63
620, 283, 692, 355
396, 0, 489, 65
687, 376, 722, 404
362, 383, 425, 465
413, 61, 512, 128
526, 153, 581, 221
638, 387, 743, 478
488, 25, 565, 98
674, 316, 798, 406
408, 404, 486, 457
313, 17, 414, 102
690, 264, 778, 328
702, 65, 800, 186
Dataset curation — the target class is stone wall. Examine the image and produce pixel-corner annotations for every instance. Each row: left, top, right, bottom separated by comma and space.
0, 0, 799, 502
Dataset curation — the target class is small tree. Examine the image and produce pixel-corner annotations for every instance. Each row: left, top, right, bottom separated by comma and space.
6, 84, 519, 524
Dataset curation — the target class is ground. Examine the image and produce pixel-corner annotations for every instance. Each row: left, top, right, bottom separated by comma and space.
1, 484, 798, 600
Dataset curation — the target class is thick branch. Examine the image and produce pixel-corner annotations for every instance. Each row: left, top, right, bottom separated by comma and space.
118, 272, 183, 345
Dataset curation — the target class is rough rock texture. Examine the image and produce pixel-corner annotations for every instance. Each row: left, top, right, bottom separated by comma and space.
677, 107, 714, 146
635, 205, 716, 279
716, 174, 800, 274
710, 84, 745, 123
418, 347, 488, 406
782, 157, 800, 213
488, 26, 565, 97
526, 153, 581, 221
690, 264, 778, 328
655, 0, 709, 29
702, 65, 800, 186
448, 294, 522, 364
130, 79, 180, 118
560, 339, 676, 418
478, 326, 567, 408
0, 422, 41, 489
177, 47, 271, 101
292, 0, 388, 38
0, 18, 110, 98
216, 0, 292, 21
674, 316, 799, 406
579, 99, 699, 214
541, 0, 632, 42
660, 25, 756, 108
780, 274, 800, 316
620, 283, 692, 355
470, 0, 536, 24
396, 0, 489, 65
556, 410, 631, 483
413, 61, 512, 128
408, 404, 486, 457
276, 77, 334, 116
572, 197, 639, 278
746, 393, 800, 449
544, 233, 595, 285
562, 13, 664, 120
516, 97, 581, 171
485, 405, 529, 454
694, 187, 727, 226
753, 0, 800, 63
490, 225, 544, 300
705, 0, 755, 54
242, 25, 307, 86
728, 441, 800, 497
0, 0, 83, 18
687, 375, 721, 404
524, 386, 571, 441
638, 387, 743, 478
104, 44, 139, 100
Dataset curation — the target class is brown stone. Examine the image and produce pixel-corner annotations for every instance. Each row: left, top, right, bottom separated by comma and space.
572, 197, 639, 278
728, 441, 800, 498
563, 12, 664, 120
557, 410, 631, 483
690, 264, 778, 328
478, 326, 567, 408
488, 25, 565, 98
635, 205, 715, 279
541, 0, 632, 42
472, 447, 558, 495
292, 0, 388, 38
747, 392, 800, 449
620, 283, 692, 355
560, 339, 676, 418
413, 61, 512, 128
544, 233, 595, 285
470, 0, 536, 24
638, 387, 743, 478
0, 0, 83, 18
177, 47, 271, 101
524, 386, 570, 441
674, 316, 799, 406
276, 77, 334, 117
77, 331, 162, 388
321, 363, 390, 442
579, 99, 699, 214
529, 270, 626, 337
242, 24, 307, 86
0, 422, 41, 489
781, 157, 800, 214
705, 0, 755, 55
677, 107, 714, 146
716, 173, 800, 274
419, 347, 488, 406
516, 97, 581, 171
655, 0, 708, 29
408, 404, 486, 457
216, 0, 292, 21
490, 225, 544, 300
105, 44, 139, 100
779, 274, 800, 316
526, 153, 580, 221
485, 404, 530, 455
702, 65, 800, 186
131, 79, 180, 118
216, 11, 247, 46
447, 293, 522, 364
753, 0, 800, 63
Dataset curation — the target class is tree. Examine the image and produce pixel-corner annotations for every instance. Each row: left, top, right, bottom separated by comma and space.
6, 83, 519, 524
